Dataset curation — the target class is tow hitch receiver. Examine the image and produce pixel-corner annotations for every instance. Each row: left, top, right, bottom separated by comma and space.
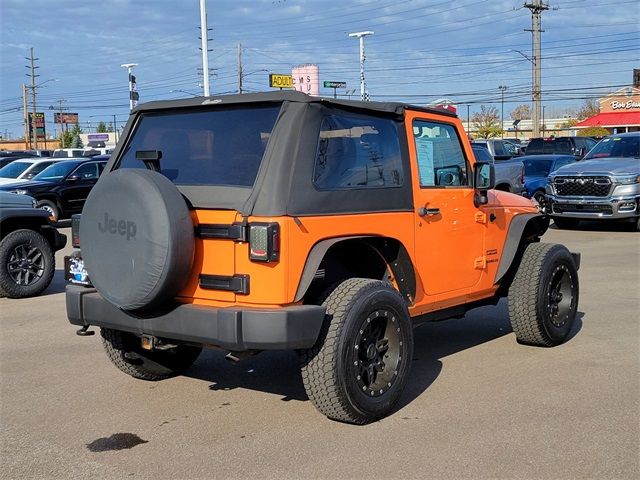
140, 334, 177, 351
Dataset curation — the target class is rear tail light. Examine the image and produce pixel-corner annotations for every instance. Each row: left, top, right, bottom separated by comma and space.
249, 223, 280, 262
71, 214, 82, 247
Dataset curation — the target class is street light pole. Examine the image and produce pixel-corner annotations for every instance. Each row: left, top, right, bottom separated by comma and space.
348, 31, 374, 101
498, 85, 508, 138
524, 0, 549, 138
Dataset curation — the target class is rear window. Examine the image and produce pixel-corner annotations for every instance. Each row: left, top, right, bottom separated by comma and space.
527, 138, 573, 155
118, 106, 281, 187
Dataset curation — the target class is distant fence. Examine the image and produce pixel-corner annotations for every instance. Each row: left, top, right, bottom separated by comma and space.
0, 140, 61, 151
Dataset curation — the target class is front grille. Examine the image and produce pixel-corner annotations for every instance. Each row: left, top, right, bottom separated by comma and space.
552, 203, 613, 215
554, 176, 611, 197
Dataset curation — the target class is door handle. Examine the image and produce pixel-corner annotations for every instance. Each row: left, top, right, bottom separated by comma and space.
418, 207, 440, 217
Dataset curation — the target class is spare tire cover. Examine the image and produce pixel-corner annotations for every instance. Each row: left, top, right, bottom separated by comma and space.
80, 169, 194, 311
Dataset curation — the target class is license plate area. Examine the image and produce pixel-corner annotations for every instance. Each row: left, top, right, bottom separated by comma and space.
65, 254, 92, 286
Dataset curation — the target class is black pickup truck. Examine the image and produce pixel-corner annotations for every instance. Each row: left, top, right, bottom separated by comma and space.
0, 191, 66, 298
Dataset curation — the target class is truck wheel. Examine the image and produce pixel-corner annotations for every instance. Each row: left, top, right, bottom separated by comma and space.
299, 278, 413, 424
36, 200, 60, 222
0, 229, 55, 298
553, 217, 579, 230
532, 191, 547, 212
101, 328, 202, 381
508, 243, 579, 347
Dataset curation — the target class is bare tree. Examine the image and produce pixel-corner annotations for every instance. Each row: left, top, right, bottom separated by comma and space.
510, 104, 531, 121
472, 105, 502, 138
575, 99, 600, 120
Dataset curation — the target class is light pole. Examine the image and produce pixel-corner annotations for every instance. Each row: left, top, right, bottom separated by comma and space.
542, 105, 546, 136
348, 31, 374, 101
498, 85, 508, 138
121, 63, 138, 111
199, 0, 211, 96
26, 78, 58, 149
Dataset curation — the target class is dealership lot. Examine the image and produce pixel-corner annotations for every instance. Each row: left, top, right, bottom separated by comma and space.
1, 224, 638, 480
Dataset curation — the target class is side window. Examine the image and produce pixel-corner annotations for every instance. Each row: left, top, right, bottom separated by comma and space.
28, 162, 53, 176
97, 162, 107, 174
412, 120, 469, 187
502, 142, 517, 156
493, 141, 507, 157
313, 114, 403, 189
71, 163, 98, 180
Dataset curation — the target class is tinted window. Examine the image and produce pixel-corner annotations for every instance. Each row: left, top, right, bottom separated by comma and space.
119, 106, 280, 187
502, 141, 518, 156
493, 141, 507, 157
472, 146, 493, 162
552, 157, 575, 171
313, 114, 403, 189
71, 162, 99, 179
27, 161, 54, 176
413, 120, 468, 187
0, 161, 31, 178
33, 161, 82, 181
584, 135, 639, 159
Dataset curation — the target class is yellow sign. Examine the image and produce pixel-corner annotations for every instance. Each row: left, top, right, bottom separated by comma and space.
269, 74, 293, 89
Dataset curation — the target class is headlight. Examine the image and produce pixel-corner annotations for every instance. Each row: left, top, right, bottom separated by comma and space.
10, 189, 28, 195
616, 175, 640, 185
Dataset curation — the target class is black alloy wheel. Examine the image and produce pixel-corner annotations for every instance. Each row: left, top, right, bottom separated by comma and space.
353, 309, 403, 398
547, 264, 574, 328
0, 229, 55, 298
7, 243, 45, 287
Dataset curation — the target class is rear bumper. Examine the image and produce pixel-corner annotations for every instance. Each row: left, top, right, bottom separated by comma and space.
66, 285, 326, 351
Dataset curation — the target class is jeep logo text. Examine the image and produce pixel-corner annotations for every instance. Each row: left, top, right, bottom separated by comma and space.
98, 212, 137, 240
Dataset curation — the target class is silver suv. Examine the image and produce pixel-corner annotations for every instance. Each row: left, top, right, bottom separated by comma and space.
546, 132, 639, 230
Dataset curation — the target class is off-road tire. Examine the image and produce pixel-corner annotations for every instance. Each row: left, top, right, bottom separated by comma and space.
101, 328, 202, 381
300, 278, 413, 424
508, 243, 579, 347
0, 229, 55, 298
553, 217, 580, 230
36, 200, 60, 222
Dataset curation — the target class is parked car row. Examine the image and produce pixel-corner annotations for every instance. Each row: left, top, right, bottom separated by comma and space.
472, 132, 639, 231
0, 155, 109, 221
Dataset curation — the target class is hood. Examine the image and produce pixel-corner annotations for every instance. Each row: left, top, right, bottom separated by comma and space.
552, 157, 639, 176
0, 179, 56, 191
0, 191, 35, 208
488, 189, 536, 208
0, 177, 29, 186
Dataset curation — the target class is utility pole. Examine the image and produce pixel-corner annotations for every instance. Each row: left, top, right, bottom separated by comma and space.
467, 105, 471, 137
199, 0, 211, 96
237, 43, 243, 94
524, 0, 549, 138
120, 63, 138, 111
348, 31, 374, 101
112, 114, 118, 143
26, 47, 40, 149
22, 83, 29, 148
498, 85, 508, 138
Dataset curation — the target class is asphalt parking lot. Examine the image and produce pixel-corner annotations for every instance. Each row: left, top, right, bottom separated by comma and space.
1, 223, 638, 480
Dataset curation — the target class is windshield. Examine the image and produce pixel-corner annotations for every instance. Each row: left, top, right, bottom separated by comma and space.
33, 161, 80, 181
584, 135, 639, 160
0, 161, 31, 178
523, 159, 552, 177
118, 105, 281, 187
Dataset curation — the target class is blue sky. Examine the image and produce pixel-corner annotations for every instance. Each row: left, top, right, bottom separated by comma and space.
1, 0, 638, 139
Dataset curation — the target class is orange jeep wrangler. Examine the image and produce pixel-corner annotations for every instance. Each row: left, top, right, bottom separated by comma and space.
66, 91, 579, 424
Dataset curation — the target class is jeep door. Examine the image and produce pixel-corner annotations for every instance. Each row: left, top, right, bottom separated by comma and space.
405, 112, 485, 298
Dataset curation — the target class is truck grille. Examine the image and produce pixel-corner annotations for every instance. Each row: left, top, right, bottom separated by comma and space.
552, 203, 613, 215
554, 176, 611, 197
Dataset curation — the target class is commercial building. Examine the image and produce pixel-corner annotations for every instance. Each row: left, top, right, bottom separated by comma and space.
575, 83, 640, 134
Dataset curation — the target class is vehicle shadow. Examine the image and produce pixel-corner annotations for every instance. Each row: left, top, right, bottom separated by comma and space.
550, 219, 636, 232
185, 299, 584, 412
40, 269, 68, 296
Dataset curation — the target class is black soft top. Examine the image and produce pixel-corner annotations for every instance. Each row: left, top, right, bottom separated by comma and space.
134, 90, 457, 119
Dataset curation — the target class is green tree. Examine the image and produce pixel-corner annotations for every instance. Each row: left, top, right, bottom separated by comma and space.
472, 105, 502, 138
69, 124, 84, 148
59, 129, 74, 148
96, 121, 108, 133
578, 126, 609, 137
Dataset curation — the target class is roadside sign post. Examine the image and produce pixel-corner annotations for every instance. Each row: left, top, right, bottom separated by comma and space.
323, 81, 347, 99
269, 74, 293, 90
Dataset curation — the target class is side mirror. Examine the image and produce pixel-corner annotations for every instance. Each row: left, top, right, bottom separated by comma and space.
67, 174, 80, 182
473, 162, 495, 206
